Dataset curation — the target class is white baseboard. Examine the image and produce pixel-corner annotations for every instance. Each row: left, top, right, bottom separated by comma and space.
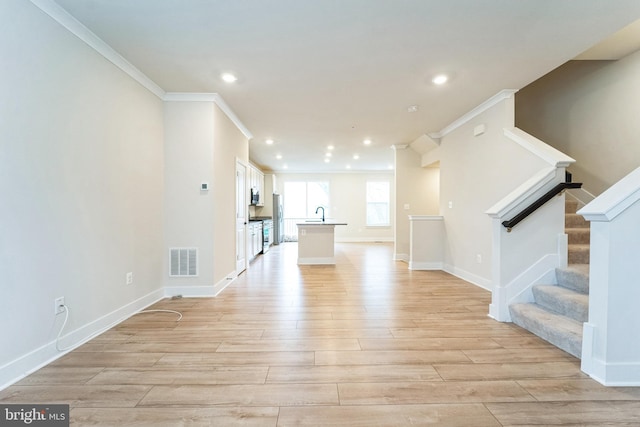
409, 261, 443, 270
0, 288, 165, 390
582, 322, 640, 386
297, 257, 335, 265
394, 253, 409, 263
336, 237, 394, 243
443, 264, 492, 291
165, 271, 238, 298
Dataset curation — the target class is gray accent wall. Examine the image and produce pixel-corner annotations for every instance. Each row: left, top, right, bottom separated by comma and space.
516, 51, 640, 196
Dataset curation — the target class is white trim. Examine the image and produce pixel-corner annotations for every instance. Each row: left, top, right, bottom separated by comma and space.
164, 272, 238, 298
486, 167, 559, 218
336, 237, 394, 243
163, 93, 253, 140
504, 128, 575, 167
578, 166, 640, 222
408, 215, 444, 221
273, 169, 395, 175
297, 257, 336, 265
488, 253, 558, 322
28, 1, 254, 141
567, 187, 595, 208
409, 261, 443, 270
428, 90, 518, 140
394, 253, 409, 263
29, 0, 165, 98
443, 264, 492, 291
0, 288, 164, 390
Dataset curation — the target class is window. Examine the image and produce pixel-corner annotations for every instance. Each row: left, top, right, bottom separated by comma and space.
283, 181, 330, 240
366, 181, 390, 226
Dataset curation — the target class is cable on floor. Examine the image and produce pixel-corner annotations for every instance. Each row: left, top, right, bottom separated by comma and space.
55, 306, 183, 352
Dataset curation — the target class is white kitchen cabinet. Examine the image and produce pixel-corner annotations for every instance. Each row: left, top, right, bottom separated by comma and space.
248, 164, 265, 206
248, 221, 263, 260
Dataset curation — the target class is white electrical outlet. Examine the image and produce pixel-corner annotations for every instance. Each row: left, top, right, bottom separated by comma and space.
476, 254, 482, 264
126, 272, 133, 285
54, 297, 65, 315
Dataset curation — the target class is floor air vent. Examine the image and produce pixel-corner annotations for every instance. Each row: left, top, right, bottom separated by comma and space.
170, 248, 198, 277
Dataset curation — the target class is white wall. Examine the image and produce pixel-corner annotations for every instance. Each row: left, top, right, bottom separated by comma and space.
516, 52, 640, 196
394, 146, 440, 261
163, 102, 216, 288
212, 103, 250, 282
438, 95, 550, 288
274, 172, 395, 242
0, 0, 164, 386
164, 101, 249, 293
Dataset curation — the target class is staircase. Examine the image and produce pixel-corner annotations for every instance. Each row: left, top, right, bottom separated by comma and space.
509, 198, 590, 358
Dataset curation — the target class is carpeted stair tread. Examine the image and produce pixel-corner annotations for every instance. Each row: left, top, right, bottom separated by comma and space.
565, 199, 579, 214
510, 303, 583, 358
565, 213, 589, 228
568, 244, 590, 264
556, 265, 589, 293
566, 227, 590, 244
533, 285, 589, 322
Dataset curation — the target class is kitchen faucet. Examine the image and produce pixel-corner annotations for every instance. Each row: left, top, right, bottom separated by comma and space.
315, 206, 325, 222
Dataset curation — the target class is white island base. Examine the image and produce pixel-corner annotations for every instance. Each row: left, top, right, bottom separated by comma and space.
296, 222, 347, 265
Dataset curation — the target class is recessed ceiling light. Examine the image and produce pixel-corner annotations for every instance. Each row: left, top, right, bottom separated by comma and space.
346, 164, 351, 169
221, 73, 238, 83
327, 145, 334, 150
363, 139, 372, 145
432, 74, 448, 85
325, 152, 332, 157
353, 154, 360, 160
388, 164, 394, 170
324, 158, 330, 163
283, 164, 288, 169
276, 154, 282, 159
265, 139, 274, 145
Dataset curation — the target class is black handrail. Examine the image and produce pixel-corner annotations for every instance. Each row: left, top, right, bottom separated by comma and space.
502, 181, 582, 232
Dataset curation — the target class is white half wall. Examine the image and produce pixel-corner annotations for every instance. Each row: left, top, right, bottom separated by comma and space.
394, 146, 440, 262
437, 93, 550, 289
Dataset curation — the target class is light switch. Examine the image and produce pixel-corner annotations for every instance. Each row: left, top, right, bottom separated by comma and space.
404, 204, 410, 210
474, 124, 486, 136
448, 201, 453, 209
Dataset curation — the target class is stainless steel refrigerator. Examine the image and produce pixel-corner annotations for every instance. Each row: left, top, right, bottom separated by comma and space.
273, 193, 284, 245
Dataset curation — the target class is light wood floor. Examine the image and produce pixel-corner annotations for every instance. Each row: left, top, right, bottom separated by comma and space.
3, 242, 640, 426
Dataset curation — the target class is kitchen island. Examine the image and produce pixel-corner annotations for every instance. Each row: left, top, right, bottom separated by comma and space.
296, 221, 347, 265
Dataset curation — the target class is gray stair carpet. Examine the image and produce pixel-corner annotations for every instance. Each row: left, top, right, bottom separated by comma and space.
508, 198, 590, 359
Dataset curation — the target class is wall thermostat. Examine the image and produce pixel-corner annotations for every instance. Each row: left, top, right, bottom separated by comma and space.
201, 182, 209, 191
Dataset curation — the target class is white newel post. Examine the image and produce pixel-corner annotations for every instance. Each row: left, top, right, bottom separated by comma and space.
579, 167, 640, 386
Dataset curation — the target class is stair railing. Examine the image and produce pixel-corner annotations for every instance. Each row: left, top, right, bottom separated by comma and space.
502, 172, 581, 232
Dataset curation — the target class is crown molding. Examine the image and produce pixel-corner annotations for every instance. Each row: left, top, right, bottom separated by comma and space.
428, 89, 518, 140
30, 0, 165, 98
163, 93, 253, 140
30, 0, 254, 140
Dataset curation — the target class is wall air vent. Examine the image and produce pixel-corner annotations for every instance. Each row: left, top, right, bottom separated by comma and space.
169, 248, 198, 277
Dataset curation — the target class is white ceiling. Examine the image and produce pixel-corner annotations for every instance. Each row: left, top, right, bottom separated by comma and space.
53, 0, 640, 173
